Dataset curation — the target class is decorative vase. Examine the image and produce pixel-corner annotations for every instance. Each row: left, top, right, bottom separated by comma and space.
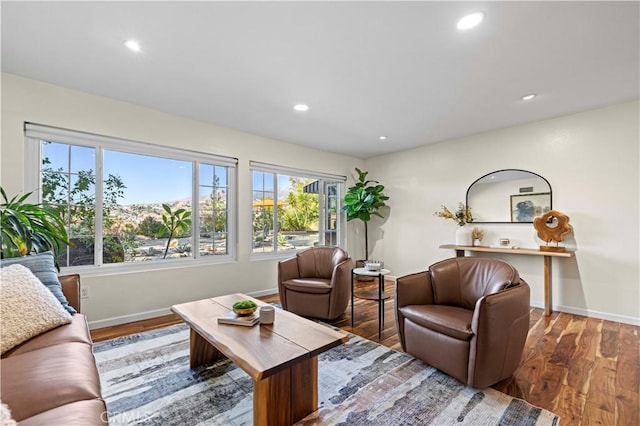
455, 225, 472, 246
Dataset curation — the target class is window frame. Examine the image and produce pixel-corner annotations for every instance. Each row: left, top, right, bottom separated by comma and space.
249, 161, 346, 260
25, 123, 238, 274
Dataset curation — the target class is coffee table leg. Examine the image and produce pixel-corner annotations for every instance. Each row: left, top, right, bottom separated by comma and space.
291, 356, 318, 422
189, 328, 222, 369
254, 356, 318, 425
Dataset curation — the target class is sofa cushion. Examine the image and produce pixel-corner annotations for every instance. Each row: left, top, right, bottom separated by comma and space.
0, 251, 77, 314
0, 342, 103, 422
0, 264, 72, 354
16, 400, 108, 426
399, 304, 474, 341
282, 278, 332, 294
2, 314, 91, 358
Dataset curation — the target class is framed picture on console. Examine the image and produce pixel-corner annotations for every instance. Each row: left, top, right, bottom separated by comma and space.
510, 192, 551, 222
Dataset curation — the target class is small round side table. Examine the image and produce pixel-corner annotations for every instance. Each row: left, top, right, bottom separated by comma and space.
351, 267, 391, 340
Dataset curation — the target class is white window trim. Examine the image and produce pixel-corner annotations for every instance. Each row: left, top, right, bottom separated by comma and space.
25, 123, 238, 274
249, 161, 346, 182
249, 161, 346, 260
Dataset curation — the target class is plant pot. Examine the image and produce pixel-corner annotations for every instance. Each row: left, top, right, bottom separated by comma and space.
455, 225, 472, 246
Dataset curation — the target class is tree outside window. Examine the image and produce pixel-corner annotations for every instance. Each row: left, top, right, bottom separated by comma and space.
251, 170, 326, 254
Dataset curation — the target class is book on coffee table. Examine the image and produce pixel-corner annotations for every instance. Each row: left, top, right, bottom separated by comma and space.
217, 311, 259, 327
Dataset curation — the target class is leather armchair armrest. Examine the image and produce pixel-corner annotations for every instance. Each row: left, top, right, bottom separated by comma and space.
277, 256, 300, 309
395, 271, 434, 308
328, 257, 356, 313
468, 281, 531, 387
59, 274, 81, 313
278, 256, 299, 281
394, 271, 434, 351
330, 257, 355, 288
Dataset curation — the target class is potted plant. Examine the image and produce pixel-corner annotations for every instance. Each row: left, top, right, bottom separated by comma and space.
343, 168, 389, 266
0, 187, 70, 267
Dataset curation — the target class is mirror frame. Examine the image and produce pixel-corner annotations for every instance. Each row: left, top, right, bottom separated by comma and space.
466, 169, 552, 224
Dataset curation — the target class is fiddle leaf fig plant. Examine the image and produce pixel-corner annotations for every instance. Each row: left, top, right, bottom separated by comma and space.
0, 187, 70, 266
343, 168, 389, 260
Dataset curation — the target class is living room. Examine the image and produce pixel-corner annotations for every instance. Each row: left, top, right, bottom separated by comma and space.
1, 1, 638, 425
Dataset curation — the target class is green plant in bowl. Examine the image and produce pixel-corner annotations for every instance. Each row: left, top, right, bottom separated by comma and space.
232, 300, 257, 316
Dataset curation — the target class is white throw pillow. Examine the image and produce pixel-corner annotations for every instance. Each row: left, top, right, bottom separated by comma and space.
0, 401, 16, 426
0, 264, 72, 354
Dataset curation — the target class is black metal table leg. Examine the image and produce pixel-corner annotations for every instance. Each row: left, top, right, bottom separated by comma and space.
351, 269, 355, 328
378, 272, 383, 339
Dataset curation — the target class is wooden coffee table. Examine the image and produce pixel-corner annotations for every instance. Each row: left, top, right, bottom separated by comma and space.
171, 293, 348, 425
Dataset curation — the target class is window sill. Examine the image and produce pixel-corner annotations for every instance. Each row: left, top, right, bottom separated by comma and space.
249, 250, 301, 262
60, 255, 236, 278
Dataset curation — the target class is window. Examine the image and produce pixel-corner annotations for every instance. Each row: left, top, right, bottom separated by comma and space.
26, 124, 236, 269
250, 162, 345, 255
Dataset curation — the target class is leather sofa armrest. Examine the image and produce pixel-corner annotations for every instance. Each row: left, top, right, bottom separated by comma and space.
468, 280, 531, 387
59, 274, 81, 313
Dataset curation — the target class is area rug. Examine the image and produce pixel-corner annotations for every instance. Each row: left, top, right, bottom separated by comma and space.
94, 324, 559, 426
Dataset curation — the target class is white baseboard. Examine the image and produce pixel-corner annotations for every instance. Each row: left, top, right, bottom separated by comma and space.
530, 301, 640, 326
87, 288, 281, 330
248, 287, 279, 297
88, 307, 172, 330
90, 291, 639, 330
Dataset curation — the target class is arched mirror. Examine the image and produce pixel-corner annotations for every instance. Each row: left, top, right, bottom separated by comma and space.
466, 169, 552, 223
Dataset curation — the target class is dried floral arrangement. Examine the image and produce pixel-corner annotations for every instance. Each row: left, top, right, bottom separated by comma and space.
471, 227, 484, 241
434, 203, 473, 227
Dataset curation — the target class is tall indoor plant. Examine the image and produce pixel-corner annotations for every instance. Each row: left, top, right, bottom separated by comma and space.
0, 187, 70, 264
343, 168, 389, 261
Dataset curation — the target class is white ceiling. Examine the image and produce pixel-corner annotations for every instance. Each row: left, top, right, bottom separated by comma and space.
2, 1, 639, 159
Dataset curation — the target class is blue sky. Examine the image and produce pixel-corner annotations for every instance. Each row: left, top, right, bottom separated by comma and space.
43, 142, 228, 205
104, 151, 192, 205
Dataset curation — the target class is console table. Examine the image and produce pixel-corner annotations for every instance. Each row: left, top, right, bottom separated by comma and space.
439, 244, 574, 316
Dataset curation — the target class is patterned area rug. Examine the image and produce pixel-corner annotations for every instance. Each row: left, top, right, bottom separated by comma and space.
94, 324, 559, 426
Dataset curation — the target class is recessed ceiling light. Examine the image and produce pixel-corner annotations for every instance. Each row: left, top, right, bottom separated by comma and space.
293, 104, 309, 112
457, 12, 484, 30
379, 136, 388, 140
124, 40, 141, 52
521, 94, 537, 101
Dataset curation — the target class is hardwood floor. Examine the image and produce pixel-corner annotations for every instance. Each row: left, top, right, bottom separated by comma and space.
91, 279, 639, 425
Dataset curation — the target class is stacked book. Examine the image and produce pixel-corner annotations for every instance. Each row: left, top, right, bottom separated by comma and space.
217, 311, 259, 327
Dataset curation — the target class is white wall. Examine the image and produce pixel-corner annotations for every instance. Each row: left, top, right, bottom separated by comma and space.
365, 101, 640, 325
3, 74, 638, 326
1, 73, 365, 327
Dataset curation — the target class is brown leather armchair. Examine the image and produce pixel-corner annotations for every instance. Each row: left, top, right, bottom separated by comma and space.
278, 246, 355, 320
395, 257, 530, 388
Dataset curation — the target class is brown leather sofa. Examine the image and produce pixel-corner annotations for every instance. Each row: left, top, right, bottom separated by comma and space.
278, 246, 355, 320
395, 257, 530, 388
0, 275, 108, 425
